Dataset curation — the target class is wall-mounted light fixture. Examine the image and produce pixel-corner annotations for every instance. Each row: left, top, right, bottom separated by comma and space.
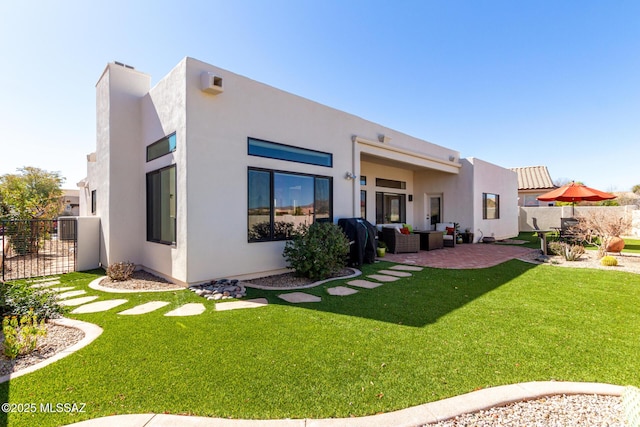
345, 172, 357, 180
408, 195, 413, 202
449, 155, 456, 162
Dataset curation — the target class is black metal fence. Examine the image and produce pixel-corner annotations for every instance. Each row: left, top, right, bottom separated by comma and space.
1, 219, 77, 281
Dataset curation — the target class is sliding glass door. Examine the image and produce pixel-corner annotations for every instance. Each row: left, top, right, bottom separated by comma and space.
375, 192, 406, 224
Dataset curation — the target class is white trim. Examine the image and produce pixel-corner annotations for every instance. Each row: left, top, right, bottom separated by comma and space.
353, 135, 461, 173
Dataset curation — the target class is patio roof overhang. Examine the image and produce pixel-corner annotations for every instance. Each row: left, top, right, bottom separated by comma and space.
354, 136, 461, 174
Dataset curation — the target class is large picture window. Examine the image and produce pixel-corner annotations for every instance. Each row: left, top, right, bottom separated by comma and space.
248, 168, 333, 242
248, 138, 332, 167
483, 193, 500, 219
147, 165, 176, 244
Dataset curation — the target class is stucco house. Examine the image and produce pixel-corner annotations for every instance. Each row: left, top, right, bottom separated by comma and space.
78, 57, 518, 286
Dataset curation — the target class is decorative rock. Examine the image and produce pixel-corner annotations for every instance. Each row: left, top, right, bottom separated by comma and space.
190, 278, 247, 301
606, 236, 625, 253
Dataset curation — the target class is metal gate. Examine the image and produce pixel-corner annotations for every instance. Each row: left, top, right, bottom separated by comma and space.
1, 219, 77, 281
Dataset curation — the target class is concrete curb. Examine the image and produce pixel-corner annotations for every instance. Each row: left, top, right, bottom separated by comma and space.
62, 381, 625, 427
243, 268, 362, 291
0, 317, 102, 383
89, 277, 185, 293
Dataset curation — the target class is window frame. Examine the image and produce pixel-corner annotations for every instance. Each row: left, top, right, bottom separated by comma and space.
483, 193, 500, 220
146, 164, 177, 245
248, 137, 333, 168
147, 133, 177, 162
90, 189, 96, 214
248, 167, 333, 242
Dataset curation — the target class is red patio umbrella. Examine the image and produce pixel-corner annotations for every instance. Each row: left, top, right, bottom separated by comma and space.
537, 182, 616, 216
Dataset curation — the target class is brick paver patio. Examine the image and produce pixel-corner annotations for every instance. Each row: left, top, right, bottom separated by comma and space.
383, 243, 538, 269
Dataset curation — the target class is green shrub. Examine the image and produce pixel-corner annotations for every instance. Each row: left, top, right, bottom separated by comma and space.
283, 222, 349, 280
548, 241, 585, 261
600, 255, 618, 266
106, 261, 136, 281
2, 309, 47, 359
0, 281, 66, 320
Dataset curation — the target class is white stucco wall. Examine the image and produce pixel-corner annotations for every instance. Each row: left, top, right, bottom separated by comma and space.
178, 57, 465, 283
468, 158, 519, 241
87, 56, 519, 284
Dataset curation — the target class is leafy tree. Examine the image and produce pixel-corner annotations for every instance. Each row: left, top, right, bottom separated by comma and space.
0, 167, 64, 220
633, 184, 640, 194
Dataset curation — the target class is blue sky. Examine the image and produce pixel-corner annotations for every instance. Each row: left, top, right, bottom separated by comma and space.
1, 0, 638, 192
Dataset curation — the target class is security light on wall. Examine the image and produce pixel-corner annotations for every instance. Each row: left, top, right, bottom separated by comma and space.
345, 172, 357, 180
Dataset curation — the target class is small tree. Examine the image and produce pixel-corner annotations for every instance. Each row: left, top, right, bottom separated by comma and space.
573, 210, 632, 258
283, 222, 349, 280
0, 167, 64, 220
0, 167, 64, 254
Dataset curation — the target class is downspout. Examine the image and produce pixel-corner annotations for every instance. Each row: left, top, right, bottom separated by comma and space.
351, 136, 361, 218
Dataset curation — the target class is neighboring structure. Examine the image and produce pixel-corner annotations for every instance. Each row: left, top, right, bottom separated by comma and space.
510, 166, 556, 207
79, 57, 518, 285
60, 189, 80, 216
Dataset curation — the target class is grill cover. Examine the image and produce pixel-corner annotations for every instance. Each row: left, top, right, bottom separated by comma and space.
337, 218, 377, 267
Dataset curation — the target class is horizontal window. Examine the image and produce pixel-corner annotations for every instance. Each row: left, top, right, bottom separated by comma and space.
248, 137, 332, 167
147, 133, 176, 162
248, 168, 332, 242
376, 178, 406, 190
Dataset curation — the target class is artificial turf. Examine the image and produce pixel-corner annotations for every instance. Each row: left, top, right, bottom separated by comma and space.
2, 260, 639, 426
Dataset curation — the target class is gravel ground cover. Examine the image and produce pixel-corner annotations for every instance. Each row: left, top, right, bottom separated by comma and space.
425, 394, 624, 427
0, 323, 84, 376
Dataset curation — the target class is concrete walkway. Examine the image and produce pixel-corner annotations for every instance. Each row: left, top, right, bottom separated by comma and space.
63, 381, 624, 427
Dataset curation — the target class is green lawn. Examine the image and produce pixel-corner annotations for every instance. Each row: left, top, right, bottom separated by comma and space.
3, 261, 640, 426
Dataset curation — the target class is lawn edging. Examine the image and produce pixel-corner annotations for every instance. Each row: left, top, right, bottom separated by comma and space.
61, 381, 625, 427
0, 318, 103, 384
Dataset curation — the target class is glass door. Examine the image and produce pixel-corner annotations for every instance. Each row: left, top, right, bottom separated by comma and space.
428, 195, 441, 230
376, 192, 406, 224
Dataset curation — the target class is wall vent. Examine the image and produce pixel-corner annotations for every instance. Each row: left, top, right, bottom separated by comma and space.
200, 72, 224, 95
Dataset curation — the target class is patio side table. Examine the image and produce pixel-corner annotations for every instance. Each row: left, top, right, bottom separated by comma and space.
413, 230, 444, 251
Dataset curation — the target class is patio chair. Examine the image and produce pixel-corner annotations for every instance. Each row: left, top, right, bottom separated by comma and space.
435, 222, 456, 247
560, 217, 580, 242
381, 226, 420, 254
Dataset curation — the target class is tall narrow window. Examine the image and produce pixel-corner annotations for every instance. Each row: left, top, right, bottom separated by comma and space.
360, 190, 367, 219
483, 193, 500, 219
91, 190, 97, 214
147, 165, 176, 244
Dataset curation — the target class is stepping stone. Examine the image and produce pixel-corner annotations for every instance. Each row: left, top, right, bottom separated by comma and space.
30, 280, 61, 288
378, 269, 412, 278
277, 292, 322, 303
118, 301, 170, 315
215, 298, 268, 311
367, 274, 400, 282
49, 286, 75, 292
164, 303, 205, 317
346, 279, 384, 289
56, 290, 86, 300
327, 286, 359, 296
71, 299, 128, 314
389, 265, 424, 272
59, 296, 99, 306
